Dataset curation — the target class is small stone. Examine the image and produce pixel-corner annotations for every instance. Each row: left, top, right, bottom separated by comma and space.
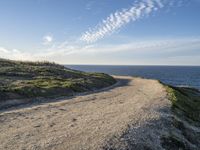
33, 124, 41, 128
72, 118, 77, 122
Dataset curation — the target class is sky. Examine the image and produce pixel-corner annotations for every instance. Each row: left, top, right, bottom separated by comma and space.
0, 0, 200, 65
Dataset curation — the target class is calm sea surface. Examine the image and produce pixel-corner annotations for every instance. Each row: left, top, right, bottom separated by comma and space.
66, 65, 200, 90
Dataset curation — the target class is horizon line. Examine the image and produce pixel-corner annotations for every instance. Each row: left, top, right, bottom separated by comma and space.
64, 64, 200, 67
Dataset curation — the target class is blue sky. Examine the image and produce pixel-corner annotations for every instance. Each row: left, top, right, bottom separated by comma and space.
0, 0, 200, 65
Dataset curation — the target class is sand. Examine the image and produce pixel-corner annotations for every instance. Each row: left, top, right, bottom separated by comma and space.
0, 76, 171, 150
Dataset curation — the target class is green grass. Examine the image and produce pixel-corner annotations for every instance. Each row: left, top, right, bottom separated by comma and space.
0, 59, 116, 102
166, 86, 200, 122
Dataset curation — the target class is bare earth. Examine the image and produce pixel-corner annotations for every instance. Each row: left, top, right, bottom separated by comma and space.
0, 76, 171, 150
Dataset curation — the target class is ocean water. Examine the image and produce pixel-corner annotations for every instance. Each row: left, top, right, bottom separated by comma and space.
66, 65, 200, 90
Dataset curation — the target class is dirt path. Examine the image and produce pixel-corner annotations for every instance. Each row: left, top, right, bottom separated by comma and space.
0, 76, 171, 150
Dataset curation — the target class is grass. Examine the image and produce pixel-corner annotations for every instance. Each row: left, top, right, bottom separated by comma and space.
166, 85, 200, 122
164, 86, 200, 149
0, 59, 116, 102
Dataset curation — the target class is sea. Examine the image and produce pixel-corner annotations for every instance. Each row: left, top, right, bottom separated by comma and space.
66, 65, 200, 90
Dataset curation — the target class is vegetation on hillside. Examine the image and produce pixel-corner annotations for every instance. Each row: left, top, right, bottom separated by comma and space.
0, 59, 116, 102
166, 86, 200, 122
163, 86, 200, 150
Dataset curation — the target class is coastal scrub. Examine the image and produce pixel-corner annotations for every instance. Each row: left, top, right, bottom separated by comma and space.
0, 59, 116, 103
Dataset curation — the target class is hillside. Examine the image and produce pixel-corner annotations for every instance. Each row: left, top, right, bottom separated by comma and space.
167, 86, 200, 123
0, 59, 116, 107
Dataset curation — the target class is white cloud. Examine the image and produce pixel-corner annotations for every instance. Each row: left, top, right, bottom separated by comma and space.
0, 47, 9, 53
1, 37, 200, 65
80, 38, 200, 54
0, 47, 34, 61
43, 34, 53, 45
80, 0, 165, 43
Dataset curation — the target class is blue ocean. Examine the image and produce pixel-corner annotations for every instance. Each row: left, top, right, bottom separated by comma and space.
66, 65, 200, 90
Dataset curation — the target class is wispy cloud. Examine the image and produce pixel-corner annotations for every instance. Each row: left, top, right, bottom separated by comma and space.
1, 37, 200, 64
77, 37, 200, 55
0, 47, 34, 60
80, 0, 165, 43
85, 0, 95, 10
43, 34, 53, 45
0, 47, 9, 53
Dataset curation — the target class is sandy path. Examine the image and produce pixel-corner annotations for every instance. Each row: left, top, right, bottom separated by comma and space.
0, 76, 170, 150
